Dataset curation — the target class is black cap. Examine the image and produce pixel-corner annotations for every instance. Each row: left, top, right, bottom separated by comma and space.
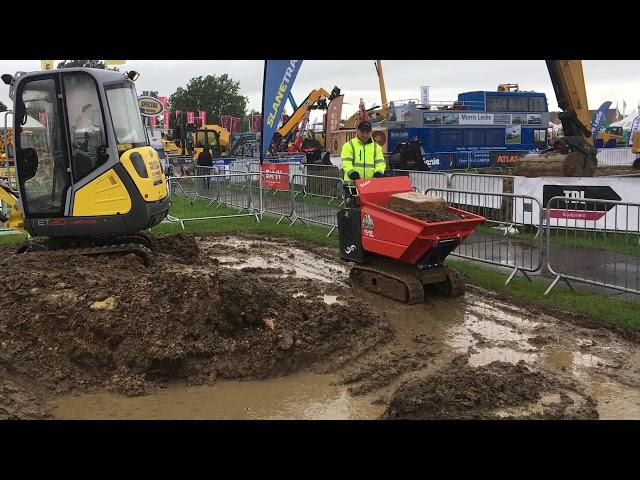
357, 121, 372, 131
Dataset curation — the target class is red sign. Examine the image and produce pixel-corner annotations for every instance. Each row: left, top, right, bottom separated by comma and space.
251, 114, 262, 132
150, 115, 157, 127
199, 110, 206, 126
260, 163, 290, 190
187, 111, 195, 124
542, 209, 606, 221
38, 112, 47, 127
221, 115, 232, 131
230, 116, 241, 134
163, 110, 170, 132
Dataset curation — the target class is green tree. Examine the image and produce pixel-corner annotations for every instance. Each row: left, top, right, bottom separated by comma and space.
169, 74, 248, 130
0, 101, 7, 112
57, 60, 119, 71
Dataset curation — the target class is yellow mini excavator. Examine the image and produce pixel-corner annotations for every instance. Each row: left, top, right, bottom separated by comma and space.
0, 68, 169, 264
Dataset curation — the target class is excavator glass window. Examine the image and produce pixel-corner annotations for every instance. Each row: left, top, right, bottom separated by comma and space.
63, 73, 108, 181
16, 76, 71, 216
105, 83, 147, 149
195, 130, 219, 148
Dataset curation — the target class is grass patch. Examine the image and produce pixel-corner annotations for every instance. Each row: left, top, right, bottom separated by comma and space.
447, 258, 640, 331
152, 196, 339, 248
0, 233, 26, 246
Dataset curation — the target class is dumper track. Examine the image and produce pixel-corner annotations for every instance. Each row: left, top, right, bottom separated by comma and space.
349, 261, 425, 304
436, 267, 466, 297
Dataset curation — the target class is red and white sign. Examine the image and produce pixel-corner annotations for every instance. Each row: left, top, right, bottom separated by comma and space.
38, 112, 48, 127
187, 111, 195, 124
199, 110, 207, 126
260, 163, 290, 190
150, 115, 157, 127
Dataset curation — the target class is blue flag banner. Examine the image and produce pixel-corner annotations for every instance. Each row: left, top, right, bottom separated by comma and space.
629, 116, 640, 146
260, 60, 303, 163
591, 100, 612, 142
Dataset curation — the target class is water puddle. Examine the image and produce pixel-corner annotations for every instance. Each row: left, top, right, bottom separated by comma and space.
203, 239, 347, 283
52, 373, 385, 420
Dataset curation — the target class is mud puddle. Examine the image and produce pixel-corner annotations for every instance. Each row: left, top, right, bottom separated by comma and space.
346, 285, 640, 419
200, 238, 347, 283
53, 373, 385, 420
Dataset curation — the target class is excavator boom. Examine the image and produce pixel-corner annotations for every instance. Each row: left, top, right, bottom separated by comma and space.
277, 88, 332, 137
514, 60, 597, 177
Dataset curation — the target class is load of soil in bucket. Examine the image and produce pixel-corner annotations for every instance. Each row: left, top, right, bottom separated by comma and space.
386, 192, 463, 223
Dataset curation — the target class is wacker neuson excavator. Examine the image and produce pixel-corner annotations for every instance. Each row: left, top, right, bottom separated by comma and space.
0, 68, 169, 264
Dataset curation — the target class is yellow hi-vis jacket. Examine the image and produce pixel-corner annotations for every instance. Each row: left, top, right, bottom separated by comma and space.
341, 137, 386, 184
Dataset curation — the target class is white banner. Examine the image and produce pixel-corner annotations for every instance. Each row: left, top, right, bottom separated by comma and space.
420, 86, 429, 106
514, 176, 640, 232
459, 113, 494, 125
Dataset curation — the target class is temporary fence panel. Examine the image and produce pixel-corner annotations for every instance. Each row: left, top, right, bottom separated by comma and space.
427, 187, 544, 283
596, 147, 638, 166
290, 174, 344, 236
389, 169, 449, 193
544, 196, 640, 296
165, 173, 260, 229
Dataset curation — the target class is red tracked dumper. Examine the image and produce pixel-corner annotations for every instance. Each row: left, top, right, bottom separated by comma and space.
338, 176, 485, 304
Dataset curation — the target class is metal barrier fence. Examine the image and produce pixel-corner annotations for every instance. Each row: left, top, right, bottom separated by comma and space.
389, 169, 450, 193
449, 173, 513, 194
290, 174, 344, 236
426, 188, 544, 283
596, 147, 638, 166
544, 196, 640, 295
166, 173, 261, 229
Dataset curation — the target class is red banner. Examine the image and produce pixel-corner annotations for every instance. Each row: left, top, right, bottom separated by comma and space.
327, 95, 344, 133
230, 116, 241, 134
199, 110, 206, 127
251, 114, 262, 132
38, 112, 48, 127
163, 110, 170, 132
260, 163, 290, 190
187, 111, 195, 124
150, 115, 157, 127
221, 115, 231, 131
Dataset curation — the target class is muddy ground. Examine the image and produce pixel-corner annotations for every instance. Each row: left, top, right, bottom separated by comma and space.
1, 233, 639, 420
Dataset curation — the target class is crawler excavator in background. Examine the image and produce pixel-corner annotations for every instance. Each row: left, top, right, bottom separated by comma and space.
514, 60, 598, 177
0, 67, 169, 265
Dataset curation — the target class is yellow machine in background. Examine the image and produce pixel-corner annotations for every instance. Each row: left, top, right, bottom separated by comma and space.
515, 60, 598, 177
163, 122, 231, 159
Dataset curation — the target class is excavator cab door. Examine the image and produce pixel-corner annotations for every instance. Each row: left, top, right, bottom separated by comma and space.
14, 73, 72, 218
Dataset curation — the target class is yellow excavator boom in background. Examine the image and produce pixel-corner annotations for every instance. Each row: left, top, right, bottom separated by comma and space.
514, 60, 597, 177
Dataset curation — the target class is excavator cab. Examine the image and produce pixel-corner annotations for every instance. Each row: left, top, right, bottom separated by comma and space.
1, 68, 169, 241
194, 128, 222, 158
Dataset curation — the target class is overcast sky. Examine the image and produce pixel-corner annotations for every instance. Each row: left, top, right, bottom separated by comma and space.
2, 60, 639, 124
